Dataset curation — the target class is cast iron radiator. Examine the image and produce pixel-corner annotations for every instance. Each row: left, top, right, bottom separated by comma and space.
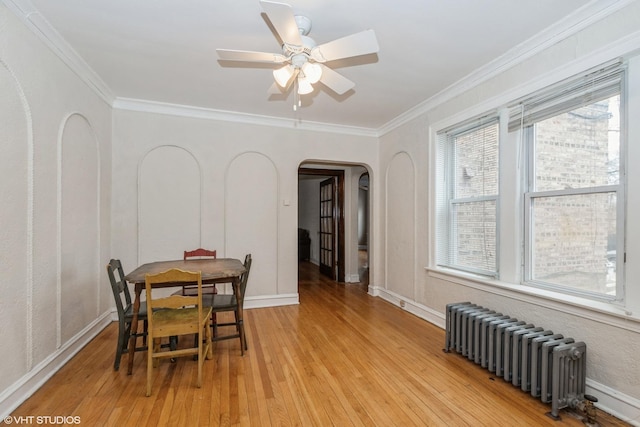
444, 302, 588, 419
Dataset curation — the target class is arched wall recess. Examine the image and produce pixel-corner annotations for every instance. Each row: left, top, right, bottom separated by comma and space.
225, 152, 278, 297
0, 60, 33, 391
385, 151, 416, 299
137, 145, 201, 264
58, 113, 100, 347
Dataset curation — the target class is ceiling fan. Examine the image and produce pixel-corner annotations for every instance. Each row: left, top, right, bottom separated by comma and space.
216, 0, 379, 109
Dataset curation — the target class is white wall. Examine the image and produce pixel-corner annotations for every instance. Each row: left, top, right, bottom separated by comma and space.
4, 0, 640, 423
111, 109, 379, 307
377, 1, 640, 422
0, 3, 112, 416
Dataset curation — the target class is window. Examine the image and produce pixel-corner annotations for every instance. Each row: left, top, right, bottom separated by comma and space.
513, 62, 625, 300
435, 60, 626, 303
437, 118, 499, 276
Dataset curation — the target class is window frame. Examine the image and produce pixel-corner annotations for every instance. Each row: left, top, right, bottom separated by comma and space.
437, 117, 500, 278
428, 55, 640, 322
433, 62, 627, 304
521, 91, 626, 301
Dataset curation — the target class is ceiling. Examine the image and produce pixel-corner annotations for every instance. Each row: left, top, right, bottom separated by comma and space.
12, 0, 614, 131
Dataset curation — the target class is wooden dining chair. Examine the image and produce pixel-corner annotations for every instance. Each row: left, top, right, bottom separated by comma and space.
107, 259, 148, 371
144, 268, 213, 397
174, 248, 218, 296
184, 248, 217, 259
203, 254, 252, 355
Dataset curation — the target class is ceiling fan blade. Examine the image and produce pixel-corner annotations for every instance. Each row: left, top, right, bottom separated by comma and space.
318, 65, 355, 95
260, 0, 302, 47
311, 29, 379, 62
267, 82, 284, 95
216, 49, 287, 64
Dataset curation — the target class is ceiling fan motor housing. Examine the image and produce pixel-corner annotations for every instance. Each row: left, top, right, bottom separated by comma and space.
283, 34, 316, 69
294, 15, 312, 35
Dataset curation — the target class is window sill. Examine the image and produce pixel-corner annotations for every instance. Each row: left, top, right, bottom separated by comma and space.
426, 266, 640, 332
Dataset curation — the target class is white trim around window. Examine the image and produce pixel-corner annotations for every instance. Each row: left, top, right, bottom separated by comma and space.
428, 53, 640, 324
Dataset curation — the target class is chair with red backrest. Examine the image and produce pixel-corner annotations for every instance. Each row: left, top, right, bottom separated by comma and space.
172, 248, 219, 347
184, 248, 217, 259
173, 248, 218, 296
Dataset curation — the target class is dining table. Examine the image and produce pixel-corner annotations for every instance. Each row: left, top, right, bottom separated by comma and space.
123, 257, 247, 375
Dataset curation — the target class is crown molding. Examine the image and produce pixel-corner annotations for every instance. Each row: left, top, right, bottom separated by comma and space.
113, 97, 380, 138
3, 0, 115, 106
377, 0, 637, 136
5, 0, 635, 137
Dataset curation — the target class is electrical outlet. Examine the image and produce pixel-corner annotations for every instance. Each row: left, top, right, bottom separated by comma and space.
399, 300, 405, 308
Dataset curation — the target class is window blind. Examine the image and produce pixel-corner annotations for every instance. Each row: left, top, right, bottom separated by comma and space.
436, 116, 499, 276
508, 59, 624, 132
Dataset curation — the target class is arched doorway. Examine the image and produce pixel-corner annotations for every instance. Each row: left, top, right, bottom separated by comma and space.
357, 172, 369, 285
297, 162, 371, 287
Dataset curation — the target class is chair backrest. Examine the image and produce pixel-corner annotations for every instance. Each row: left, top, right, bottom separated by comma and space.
184, 248, 217, 260
107, 259, 131, 319
238, 254, 252, 303
145, 268, 202, 309
145, 269, 204, 335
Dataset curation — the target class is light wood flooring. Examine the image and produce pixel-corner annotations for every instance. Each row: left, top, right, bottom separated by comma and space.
7, 262, 630, 426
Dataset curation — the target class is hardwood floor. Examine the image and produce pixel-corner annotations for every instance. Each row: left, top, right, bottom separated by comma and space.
7, 262, 630, 426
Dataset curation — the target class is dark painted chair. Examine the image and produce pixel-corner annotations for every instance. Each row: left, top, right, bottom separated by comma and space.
203, 254, 252, 355
106, 259, 148, 371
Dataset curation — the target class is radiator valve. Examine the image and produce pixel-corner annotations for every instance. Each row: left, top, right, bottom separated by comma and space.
576, 394, 599, 427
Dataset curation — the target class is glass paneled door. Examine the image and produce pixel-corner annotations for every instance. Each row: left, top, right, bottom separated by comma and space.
319, 177, 336, 280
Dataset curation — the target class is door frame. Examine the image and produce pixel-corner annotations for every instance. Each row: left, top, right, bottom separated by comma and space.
299, 167, 345, 282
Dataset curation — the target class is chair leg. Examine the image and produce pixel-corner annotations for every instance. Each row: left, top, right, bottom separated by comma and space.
153, 339, 161, 368
242, 320, 248, 351
146, 338, 154, 397
196, 347, 202, 388
170, 335, 178, 350
114, 321, 129, 371
197, 315, 213, 388
205, 319, 213, 360
238, 320, 245, 356
196, 331, 203, 388
142, 320, 148, 346
170, 336, 178, 363
234, 309, 246, 356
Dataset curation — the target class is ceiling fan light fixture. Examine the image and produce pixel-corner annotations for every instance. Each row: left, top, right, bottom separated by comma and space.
218, 1, 380, 103
273, 64, 295, 87
297, 76, 314, 95
301, 62, 322, 84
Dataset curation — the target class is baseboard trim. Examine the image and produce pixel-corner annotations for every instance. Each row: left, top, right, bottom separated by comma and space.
372, 285, 640, 425
0, 311, 112, 420
374, 286, 445, 328
345, 274, 361, 283
244, 293, 299, 309
586, 379, 640, 426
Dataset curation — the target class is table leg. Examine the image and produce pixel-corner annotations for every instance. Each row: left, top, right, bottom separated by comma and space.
127, 284, 142, 375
